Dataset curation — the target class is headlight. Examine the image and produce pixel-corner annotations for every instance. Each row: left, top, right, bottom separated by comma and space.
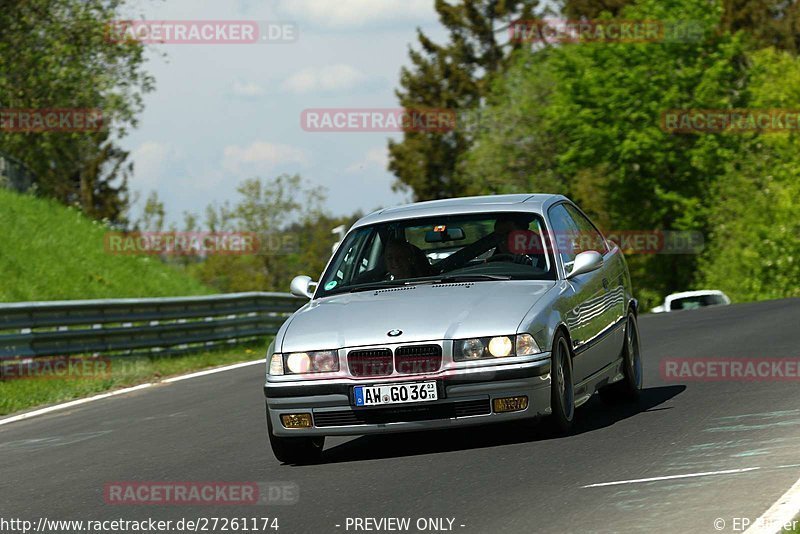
269, 353, 284, 375
310, 350, 338, 372
460, 338, 485, 359
488, 336, 513, 357
454, 334, 541, 361
286, 352, 311, 374
279, 350, 339, 374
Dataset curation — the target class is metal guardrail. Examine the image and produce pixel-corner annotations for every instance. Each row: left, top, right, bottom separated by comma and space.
0, 150, 36, 193
0, 292, 305, 360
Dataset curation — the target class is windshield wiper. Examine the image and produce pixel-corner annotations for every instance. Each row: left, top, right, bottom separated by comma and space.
437, 274, 512, 282
348, 281, 408, 293
348, 274, 512, 293
405, 274, 513, 285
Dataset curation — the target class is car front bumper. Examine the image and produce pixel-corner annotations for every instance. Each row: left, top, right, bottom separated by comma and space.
264, 355, 552, 437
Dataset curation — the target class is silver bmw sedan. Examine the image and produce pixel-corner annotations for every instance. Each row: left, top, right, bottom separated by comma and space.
264, 194, 642, 464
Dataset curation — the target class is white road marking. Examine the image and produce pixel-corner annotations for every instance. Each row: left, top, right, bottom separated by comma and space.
0, 383, 153, 427
744, 473, 800, 534
581, 467, 761, 488
0, 430, 112, 451
0, 359, 265, 427
162, 358, 264, 383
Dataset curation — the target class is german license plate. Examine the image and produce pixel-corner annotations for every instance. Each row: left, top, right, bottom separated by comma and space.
353, 381, 437, 407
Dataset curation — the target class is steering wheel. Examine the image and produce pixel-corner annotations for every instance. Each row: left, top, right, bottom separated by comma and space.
486, 253, 534, 266
486, 253, 516, 263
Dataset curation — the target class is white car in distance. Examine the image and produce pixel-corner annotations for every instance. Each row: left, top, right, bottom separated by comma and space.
650, 290, 731, 313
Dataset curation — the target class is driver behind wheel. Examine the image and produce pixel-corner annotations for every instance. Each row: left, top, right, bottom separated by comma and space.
486, 215, 544, 267
488, 215, 538, 266
384, 239, 433, 280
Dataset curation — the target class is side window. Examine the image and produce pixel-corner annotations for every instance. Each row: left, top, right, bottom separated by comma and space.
333, 229, 372, 284
357, 232, 383, 275
334, 242, 358, 283
563, 204, 609, 255
547, 204, 581, 271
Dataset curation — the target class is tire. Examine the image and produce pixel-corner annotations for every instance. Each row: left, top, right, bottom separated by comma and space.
599, 311, 643, 403
549, 330, 575, 434
266, 405, 324, 465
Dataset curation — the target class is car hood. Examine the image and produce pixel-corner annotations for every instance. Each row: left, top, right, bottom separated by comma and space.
279, 280, 555, 352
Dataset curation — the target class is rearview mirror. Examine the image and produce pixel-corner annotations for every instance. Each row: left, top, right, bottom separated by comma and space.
290, 275, 317, 299
425, 227, 465, 243
566, 251, 603, 279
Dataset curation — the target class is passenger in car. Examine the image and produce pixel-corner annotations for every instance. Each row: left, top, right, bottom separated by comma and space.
384, 239, 434, 280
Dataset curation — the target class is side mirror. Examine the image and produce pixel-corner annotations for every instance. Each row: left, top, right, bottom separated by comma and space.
566, 251, 604, 279
290, 275, 317, 299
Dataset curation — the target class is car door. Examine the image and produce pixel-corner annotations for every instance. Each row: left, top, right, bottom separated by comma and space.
547, 203, 609, 383
562, 204, 626, 374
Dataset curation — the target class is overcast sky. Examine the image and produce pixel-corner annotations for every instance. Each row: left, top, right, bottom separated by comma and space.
121, 0, 447, 225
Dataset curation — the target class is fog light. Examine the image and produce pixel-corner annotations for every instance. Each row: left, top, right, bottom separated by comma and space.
280, 413, 313, 428
493, 396, 528, 413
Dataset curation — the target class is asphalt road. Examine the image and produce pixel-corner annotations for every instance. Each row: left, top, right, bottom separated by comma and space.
2, 298, 800, 534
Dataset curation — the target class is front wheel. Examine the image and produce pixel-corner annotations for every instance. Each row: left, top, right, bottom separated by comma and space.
266, 406, 324, 465
599, 311, 643, 403
549, 331, 575, 434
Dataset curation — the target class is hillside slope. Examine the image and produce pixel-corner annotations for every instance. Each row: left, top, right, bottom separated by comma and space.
0, 189, 211, 302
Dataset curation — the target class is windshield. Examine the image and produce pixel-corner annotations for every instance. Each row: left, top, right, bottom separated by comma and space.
316, 211, 554, 297
670, 294, 727, 310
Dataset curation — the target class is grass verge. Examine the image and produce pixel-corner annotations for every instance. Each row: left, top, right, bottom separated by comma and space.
0, 188, 211, 302
0, 340, 268, 416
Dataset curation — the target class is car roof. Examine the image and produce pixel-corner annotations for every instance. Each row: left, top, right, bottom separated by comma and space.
352, 194, 568, 228
665, 290, 727, 301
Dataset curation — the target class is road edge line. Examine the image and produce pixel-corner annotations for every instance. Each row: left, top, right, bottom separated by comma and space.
744, 474, 800, 534
581, 467, 761, 488
0, 358, 265, 427
162, 358, 264, 383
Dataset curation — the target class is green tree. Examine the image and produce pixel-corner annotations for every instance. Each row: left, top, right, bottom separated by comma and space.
388, 0, 544, 201
561, 0, 800, 54
699, 47, 800, 301
0, 0, 153, 222
720, 0, 800, 53
135, 191, 166, 232
458, 0, 759, 308
560, 0, 631, 18
189, 174, 341, 293
699, 137, 800, 302
455, 48, 565, 198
